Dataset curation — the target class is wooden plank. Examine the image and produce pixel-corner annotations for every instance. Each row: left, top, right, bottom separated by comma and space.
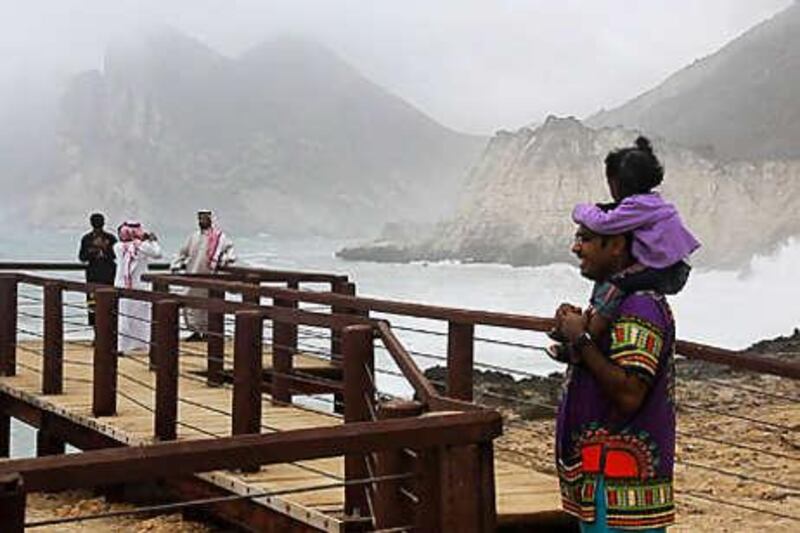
0, 262, 170, 271
221, 265, 347, 284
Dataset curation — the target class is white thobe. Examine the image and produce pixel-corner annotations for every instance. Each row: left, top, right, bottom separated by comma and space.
114, 240, 162, 354
171, 229, 235, 332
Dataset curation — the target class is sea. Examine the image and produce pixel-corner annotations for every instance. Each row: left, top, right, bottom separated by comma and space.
3, 229, 799, 458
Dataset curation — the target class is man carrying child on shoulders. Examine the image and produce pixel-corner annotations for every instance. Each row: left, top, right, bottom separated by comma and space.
551, 137, 700, 532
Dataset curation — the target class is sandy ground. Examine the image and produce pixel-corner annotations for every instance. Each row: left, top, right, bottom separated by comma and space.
24, 490, 220, 532
498, 369, 800, 532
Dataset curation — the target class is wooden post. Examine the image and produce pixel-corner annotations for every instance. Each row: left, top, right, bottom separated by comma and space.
243, 274, 261, 304
332, 281, 356, 414
413, 447, 442, 532
374, 400, 424, 529
343, 324, 375, 522
438, 442, 497, 533
0, 474, 25, 533
476, 442, 498, 532
36, 413, 65, 457
271, 291, 297, 406
207, 288, 225, 386
232, 311, 263, 436
0, 274, 18, 376
233, 311, 263, 472
149, 279, 168, 370
154, 299, 179, 441
42, 282, 63, 395
331, 280, 355, 360
93, 288, 118, 417
0, 412, 10, 458
447, 321, 474, 402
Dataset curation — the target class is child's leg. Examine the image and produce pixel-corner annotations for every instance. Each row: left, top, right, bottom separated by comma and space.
613, 261, 691, 296
590, 281, 624, 325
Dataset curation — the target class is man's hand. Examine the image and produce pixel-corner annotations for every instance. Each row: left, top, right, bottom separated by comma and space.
555, 303, 582, 320
554, 303, 585, 343
558, 311, 587, 344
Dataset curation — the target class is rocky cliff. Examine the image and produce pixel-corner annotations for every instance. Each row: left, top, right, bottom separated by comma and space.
23, 29, 485, 236
339, 117, 800, 268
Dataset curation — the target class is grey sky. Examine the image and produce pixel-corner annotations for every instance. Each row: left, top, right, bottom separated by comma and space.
0, 0, 792, 134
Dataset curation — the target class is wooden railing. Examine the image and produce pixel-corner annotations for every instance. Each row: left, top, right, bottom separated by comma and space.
2, 263, 797, 531
145, 268, 800, 396
0, 269, 504, 531
0, 410, 502, 531
0, 261, 171, 271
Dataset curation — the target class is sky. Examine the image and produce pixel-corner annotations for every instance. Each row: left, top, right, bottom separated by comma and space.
0, 0, 793, 134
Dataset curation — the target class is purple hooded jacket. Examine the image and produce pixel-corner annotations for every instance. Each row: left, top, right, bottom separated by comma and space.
572, 192, 700, 269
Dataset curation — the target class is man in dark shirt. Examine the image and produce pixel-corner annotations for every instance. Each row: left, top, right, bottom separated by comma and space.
78, 213, 117, 325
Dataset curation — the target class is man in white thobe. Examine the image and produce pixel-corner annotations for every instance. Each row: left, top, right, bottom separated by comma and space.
171, 210, 236, 340
114, 222, 162, 354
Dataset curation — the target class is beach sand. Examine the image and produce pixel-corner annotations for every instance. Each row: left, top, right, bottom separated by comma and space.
24, 490, 218, 532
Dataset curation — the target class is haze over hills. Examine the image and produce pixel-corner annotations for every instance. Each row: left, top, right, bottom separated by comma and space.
342, 3, 800, 269
339, 117, 800, 269
16, 29, 485, 235
589, 1, 800, 160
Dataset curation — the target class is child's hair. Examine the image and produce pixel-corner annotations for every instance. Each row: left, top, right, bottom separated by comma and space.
604, 136, 664, 198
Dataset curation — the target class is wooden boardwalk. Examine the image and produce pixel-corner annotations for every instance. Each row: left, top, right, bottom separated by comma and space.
0, 340, 560, 531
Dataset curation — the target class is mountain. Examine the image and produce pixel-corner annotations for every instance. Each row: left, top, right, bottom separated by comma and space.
339, 117, 800, 269
589, 2, 800, 160
23, 29, 485, 235
0, 79, 59, 221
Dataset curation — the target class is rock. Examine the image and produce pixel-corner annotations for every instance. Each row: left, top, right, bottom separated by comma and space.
423, 365, 563, 420
342, 117, 800, 269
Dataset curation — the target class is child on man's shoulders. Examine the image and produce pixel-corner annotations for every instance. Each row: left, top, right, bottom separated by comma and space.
549, 136, 700, 361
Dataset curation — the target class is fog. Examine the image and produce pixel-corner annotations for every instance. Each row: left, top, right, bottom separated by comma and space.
0, 0, 792, 133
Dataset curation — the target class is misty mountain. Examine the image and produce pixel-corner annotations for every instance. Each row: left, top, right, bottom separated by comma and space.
340, 117, 800, 269
24, 29, 484, 235
589, 2, 800, 160
0, 79, 58, 209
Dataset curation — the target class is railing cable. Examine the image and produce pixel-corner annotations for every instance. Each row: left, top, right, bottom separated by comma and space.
23, 473, 413, 528
682, 491, 800, 522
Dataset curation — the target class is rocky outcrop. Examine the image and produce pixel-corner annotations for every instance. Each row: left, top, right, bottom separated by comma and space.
423, 366, 563, 420
24, 29, 485, 236
422, 329, 800, 421
340, 117, 800, 269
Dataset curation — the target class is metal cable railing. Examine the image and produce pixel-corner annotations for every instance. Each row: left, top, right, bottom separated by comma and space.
22, 473, 414, 529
